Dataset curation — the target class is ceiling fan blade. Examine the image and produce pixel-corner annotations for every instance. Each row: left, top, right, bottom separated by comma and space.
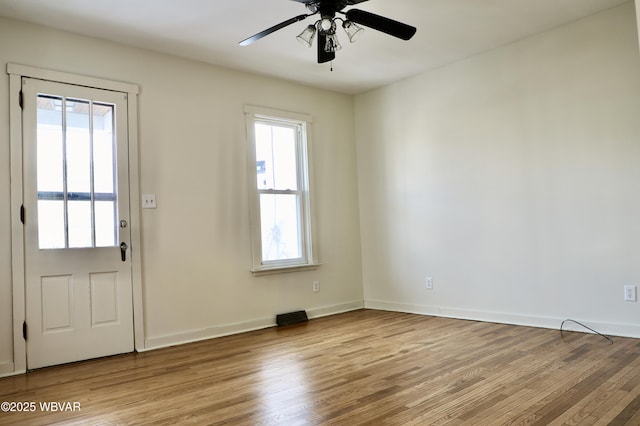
347, 0, 370, 4
345, 9, 416, 41
317, 32, 335, 64
240, 14, 310, 46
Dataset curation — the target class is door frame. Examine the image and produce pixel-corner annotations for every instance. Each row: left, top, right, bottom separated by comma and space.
7, 63, 145, 373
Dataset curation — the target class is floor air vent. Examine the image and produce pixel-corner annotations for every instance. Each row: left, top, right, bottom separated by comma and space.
276, 310, 308, 327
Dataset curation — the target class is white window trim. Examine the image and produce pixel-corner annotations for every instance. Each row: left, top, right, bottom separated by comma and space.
244, 105, 319, 276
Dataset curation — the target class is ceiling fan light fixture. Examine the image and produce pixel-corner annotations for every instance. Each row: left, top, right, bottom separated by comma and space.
324, 32, 342, 53
320, 16, 333, 32
342, 20, 364, 43
296, 24, 317, 48
239, 0, 416, 64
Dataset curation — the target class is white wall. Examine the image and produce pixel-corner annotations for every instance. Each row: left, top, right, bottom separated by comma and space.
3, 3, 640, 377
356, 3, 640, 337
0, 17, 363, 375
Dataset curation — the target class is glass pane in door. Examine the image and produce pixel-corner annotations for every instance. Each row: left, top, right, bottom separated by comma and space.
95, 201, 116, 247
66, 99, 91, 194
68, 200, 92, 248
36, 95, 65, 249
36, 96, 64, 193
93, 103, 115, 194
37, 200, 65, 249
36, 94, 118, 249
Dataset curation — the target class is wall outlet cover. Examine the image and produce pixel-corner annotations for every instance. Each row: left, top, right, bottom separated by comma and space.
624, 285, 637, 302
425, 277, 433, 290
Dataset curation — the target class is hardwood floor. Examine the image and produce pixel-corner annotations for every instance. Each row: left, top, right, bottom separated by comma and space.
1, 309, 639, 425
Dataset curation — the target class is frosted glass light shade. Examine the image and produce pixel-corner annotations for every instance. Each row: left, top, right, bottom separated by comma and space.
343, 21, 364, 43
296, 25, 317, 48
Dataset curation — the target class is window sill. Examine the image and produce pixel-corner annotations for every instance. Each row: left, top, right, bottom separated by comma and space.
250, 263, 320, 277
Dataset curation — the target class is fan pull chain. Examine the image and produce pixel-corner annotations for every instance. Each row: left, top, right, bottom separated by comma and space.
330, 61, 334, 72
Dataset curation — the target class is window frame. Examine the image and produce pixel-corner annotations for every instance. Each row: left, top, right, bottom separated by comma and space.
245, 105, 319, 275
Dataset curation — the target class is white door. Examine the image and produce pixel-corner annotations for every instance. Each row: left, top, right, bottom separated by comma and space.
22, 77, 134, 369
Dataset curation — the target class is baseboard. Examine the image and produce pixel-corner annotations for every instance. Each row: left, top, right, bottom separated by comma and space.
143, 300, 364, 351
307, 300, 364, 319
364, 299, 640, 339
0, 361, 21, 378
143, 316, 274, 351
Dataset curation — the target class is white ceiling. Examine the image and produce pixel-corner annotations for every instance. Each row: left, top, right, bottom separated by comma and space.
0, 0, 630, 94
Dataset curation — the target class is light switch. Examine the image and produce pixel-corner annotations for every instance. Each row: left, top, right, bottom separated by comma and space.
142, 194, 157, 209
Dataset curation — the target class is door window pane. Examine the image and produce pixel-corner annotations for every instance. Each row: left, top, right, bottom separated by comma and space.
260, 194, 301, 261
37, 200, 65, 249
36, 94, 118, 249
93, 104, 115, 194
36, 96, 64, 193
66, 99, 91, 194
95, 201, 116, 247
68, 201, 92, 248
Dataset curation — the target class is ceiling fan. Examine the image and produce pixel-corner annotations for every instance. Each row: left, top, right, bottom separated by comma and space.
239, 0, 417, 64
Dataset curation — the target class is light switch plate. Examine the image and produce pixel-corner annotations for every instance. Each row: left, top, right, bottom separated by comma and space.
142, 194, 157, 209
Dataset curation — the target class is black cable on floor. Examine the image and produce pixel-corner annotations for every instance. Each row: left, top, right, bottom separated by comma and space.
560, 319, 613, 344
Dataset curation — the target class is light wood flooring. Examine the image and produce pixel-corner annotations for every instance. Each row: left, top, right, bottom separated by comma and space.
1, 309, 639, 425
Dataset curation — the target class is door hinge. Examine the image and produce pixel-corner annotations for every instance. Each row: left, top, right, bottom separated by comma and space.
23, 321, 27, 341
20, 205, 25, 224
18, 90, 23, 109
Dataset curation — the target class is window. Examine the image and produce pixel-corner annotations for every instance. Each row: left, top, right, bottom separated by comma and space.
36, 94, 118, 249
245, 106, 317, 274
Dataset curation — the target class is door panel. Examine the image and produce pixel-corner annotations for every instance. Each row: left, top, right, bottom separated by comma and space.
22, 77, 134, 369
41, 275, 73, 332
90, 272, 120, 326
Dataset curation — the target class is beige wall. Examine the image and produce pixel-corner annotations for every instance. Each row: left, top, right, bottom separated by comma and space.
0, 17, 363, 375
356, 2, 640, 336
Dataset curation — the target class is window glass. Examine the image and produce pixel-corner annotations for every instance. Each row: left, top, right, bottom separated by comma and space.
255, 123, 297, 191
36, 94, 118, 249
95, 201, 116, 247
36, 96, 64, 193
68, 200, 92, 248
246, 107, 316, 272
37, 200, 65, 249
66, 99, 91, 194
93, 103, 115, 194
260, 193, 302, 261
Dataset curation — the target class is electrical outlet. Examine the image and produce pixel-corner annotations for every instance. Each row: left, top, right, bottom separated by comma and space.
313, 281, 320, 293
624, 285, 637, 302
425, 277, 433, 290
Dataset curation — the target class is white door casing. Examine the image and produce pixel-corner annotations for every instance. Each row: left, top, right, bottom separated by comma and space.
7, 64, 144, 373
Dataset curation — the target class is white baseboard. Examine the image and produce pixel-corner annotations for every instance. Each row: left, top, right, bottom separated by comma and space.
143, 300, 364, 351
143, 317, 274, 351
364, 299, 640, 339
0, 361, 22, 378
307, 300, 364, 319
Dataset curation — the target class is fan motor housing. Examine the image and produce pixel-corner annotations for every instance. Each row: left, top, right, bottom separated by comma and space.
317, 0, 350, 15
